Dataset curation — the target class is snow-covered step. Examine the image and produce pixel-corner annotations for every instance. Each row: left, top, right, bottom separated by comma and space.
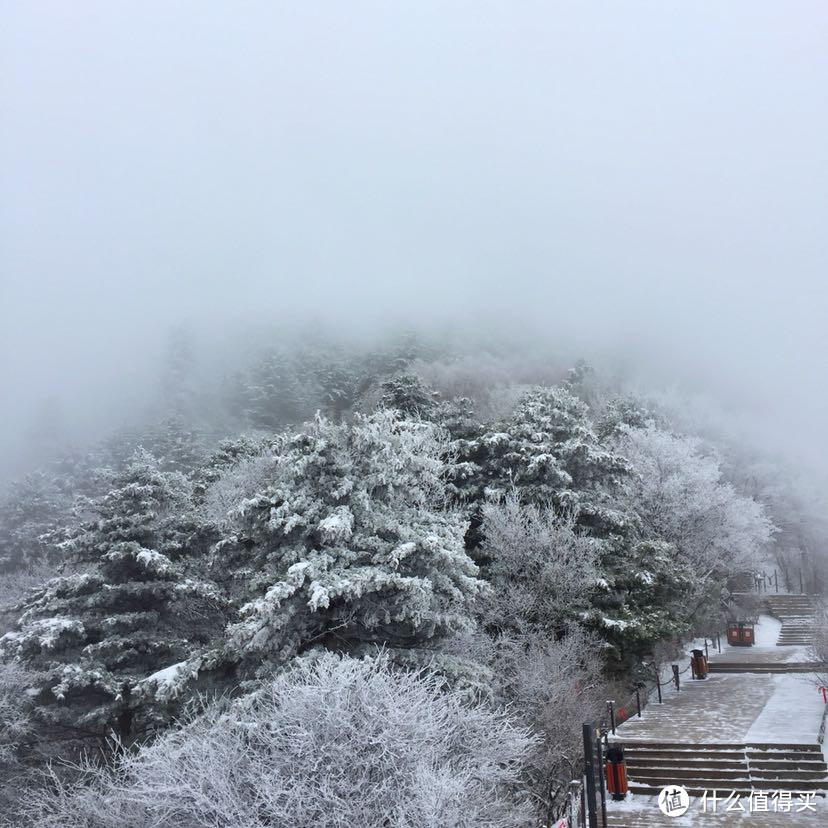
708, 662, 822, 673
621, 740, 828, 801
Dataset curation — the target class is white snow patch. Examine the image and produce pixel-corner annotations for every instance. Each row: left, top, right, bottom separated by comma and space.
145, 661, 187, 689
746, 673, 827, 744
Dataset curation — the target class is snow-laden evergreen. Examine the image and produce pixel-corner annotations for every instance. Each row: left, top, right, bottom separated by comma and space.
1, 452, 226, 739
210, 410, 483, 677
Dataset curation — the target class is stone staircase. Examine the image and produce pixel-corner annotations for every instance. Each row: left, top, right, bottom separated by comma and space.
708, 661, 821, 674
767, 594, 818, 646
622, 741, 828, 798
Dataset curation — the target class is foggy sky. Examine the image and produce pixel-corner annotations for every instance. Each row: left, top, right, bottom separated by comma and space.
2, 2, 827, 473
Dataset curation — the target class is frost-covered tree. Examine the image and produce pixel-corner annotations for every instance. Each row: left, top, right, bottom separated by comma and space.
451, 387, 630, 536
477, 494, 599, 634
614, 424, 774, 581
25, 653, 534, 828
203, 411, 483, 681
596, 394, 660, 440
230, 346, 321, 429
1, 452, 226, 740
380, 373, 438, 418
0, 660, 43, 818
584, 539, 697, 665
474, 628, 609, 826
146, 413, 207, 473
230, 341, 369, 429
0, 660, 37, 766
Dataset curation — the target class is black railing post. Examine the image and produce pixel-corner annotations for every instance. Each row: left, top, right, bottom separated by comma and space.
582, 724, 598, 828
704, 639, 709, 660
774, 569, 779, 593
717, 632, 721, 653
596, 733, 607, 828
635, 685, 642, 717
657, 678, 662, 704
607, 700, 616, 735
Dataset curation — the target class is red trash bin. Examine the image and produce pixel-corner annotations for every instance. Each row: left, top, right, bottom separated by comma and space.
605, 746, 628, 801
690, 648, 708, 679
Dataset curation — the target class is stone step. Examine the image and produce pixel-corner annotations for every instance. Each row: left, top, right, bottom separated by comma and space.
619, 741, 751, 750
708, 663, 820, 673
626, 756, 828, 771
626, 758, 747, 769
624, 750, 747, 761
621, 741, 822, 753
629, 768, 750, 781
629, 781, 828, 796
751, 770, 828, 780
745, 742, 822, 759
751, 760, 828, 771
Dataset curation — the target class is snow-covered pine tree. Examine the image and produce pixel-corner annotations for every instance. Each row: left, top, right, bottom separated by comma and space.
1, 451, 226, 741
451, 386, 630, 535
379, 373, 438, 418
148, 413, 207, 473
207, 410, 483, 679
584, 540, 697, 667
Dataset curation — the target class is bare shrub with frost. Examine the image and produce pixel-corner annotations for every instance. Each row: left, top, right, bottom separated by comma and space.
26, 653, 535, 828
0, 659, 44, 822
0, 561, 56, 635
476, 627, 610, 825
0, 660, 35, 764
199, 450, 278, 528
479, 493, 599, 633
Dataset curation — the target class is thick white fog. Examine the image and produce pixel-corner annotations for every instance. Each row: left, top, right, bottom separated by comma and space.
2, 1, 827, 474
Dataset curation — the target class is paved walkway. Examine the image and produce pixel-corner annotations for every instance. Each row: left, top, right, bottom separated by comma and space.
613, 673, 777, 743
605, 613, 828, 825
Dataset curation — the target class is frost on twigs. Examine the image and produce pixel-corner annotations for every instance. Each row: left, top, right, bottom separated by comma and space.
23, 653, 535, 828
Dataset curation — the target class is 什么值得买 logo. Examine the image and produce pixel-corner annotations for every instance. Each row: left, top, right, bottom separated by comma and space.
658, 785, 690, 817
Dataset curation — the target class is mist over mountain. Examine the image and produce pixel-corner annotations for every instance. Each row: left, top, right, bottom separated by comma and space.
3, 1, 828, 480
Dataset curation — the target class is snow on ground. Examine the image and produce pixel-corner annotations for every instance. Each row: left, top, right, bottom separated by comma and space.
753, 614, 781, 647
611, 674, 777, 743
746, 674, 826, 743
611, 614, 826, 745
606, 793, 825, 825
